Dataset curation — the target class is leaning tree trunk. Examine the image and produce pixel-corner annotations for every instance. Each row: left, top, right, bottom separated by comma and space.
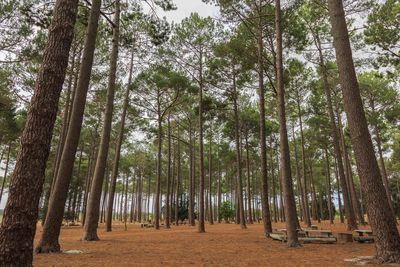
257, 5, 272, 235
82, 0, 120, 241
315, 31, 357, 230
36, 0, 102, 253
105, 46, 133, 232
0, 0, 79, 264
275, 0, 300, 247
327, 0, 400, 262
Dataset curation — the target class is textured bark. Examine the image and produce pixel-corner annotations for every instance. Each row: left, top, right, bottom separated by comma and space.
275, 0, 300, 247
188, 126, 195, 226
257, 5, 272, 235
328, 0, 400, 262
105, 46, 133, 232
82, 0, 120, 240
36, 0, 102, 252
175, 127, 181, 225
0, 0, 78, 264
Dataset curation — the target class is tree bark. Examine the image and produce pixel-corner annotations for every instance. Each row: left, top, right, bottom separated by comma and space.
198, 50, 205, 233
232, 71, 246, 229
315, 31, 357, 230
275, 0, 300, 247
82, 0, 120, 240
36, 0, 102, 252
0, 0, 79, 263
106, 46, 133, 231
257, 3, 272, 236
327, 0, 400, 262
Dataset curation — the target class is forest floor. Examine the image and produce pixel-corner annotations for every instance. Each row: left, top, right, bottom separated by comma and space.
33, 220, 398, 267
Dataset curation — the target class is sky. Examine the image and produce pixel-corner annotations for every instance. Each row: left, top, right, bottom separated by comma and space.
149, 0, 219, 22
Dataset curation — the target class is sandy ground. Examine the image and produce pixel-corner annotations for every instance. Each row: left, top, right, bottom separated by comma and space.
32, 221, 397, 267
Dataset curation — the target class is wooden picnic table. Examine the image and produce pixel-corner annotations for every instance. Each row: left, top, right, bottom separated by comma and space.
353, 229, 374, 243
354, 229, 373, 236
303, 229, 333, 237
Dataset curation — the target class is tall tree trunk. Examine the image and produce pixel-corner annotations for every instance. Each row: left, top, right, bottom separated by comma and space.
208, 133, 214, 225
324, 147, 334, 224
296, 96, 311, 227
245, 135, 253, 224
328, 0, 400, 261
232, 72, 246, 229
198, 50, 205, 233
335, 99, 364, 224
166, 114, 172, 229
291, 125, 306, 224
175, 126, 181, 225
217, 152, 222, 223
314, 31, 357, 230
42, 48, 79, 223
257, 4, 272, 236
334, 157, 344, 223
36, 0, 102, 252
275, 0, 300, 247
82, 0, 120, 240
0, 0, 79, 263
373, 109, 396, 219
188, 126, 195, 226
106, 46, 133, 231
154, 107, 163, 230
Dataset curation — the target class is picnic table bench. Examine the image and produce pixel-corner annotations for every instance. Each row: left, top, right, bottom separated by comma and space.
270, 228, 336, 243
353, 230, 374, 243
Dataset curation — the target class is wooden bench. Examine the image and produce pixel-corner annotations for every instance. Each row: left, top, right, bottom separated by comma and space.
140, 223, 154, 228
353, 230, 374, 243
300, 229, 337, 243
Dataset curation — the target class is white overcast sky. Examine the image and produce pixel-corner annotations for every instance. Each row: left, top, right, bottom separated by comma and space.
150, 0, 219, 22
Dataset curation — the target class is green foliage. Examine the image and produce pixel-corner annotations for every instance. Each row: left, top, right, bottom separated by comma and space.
219, 201, 235, 222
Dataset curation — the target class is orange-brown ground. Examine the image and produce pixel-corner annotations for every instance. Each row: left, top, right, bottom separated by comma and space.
33, 221, 395, 267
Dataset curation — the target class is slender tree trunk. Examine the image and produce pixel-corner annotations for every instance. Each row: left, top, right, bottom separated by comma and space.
166, 115, 172, 229
208, 133, 214, 225
275, 0, 300, 246
0, 0, 79, 263
217, 153, 222, 223
175, 127, 181, 225
245, 135, 253, 224
334, 157, 344, 223
36, 0, 102, 252
105, 46, 133, 231
315, 31, 357, 230
257, 5, 272, 236
82, 0, 120, 240
232, 72, 246, 229
324, 147, 334, 224
328, 0, 400, 261
198, 50, 205, 233
188, 127, 194, 225
296, 97, 311, 227
154, 108, 162, 230
373, 117, 396, 219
